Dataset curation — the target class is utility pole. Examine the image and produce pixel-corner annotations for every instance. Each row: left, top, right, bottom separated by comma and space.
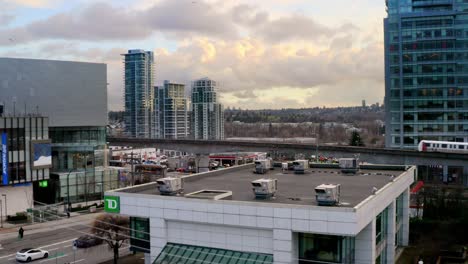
131, 151, 134, 186
0, 199, 3, 228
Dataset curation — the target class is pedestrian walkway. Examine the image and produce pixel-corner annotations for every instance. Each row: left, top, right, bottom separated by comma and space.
0, 211, 103, 240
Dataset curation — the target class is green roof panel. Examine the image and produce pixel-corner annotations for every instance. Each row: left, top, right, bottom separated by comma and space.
153, 243, 274, 264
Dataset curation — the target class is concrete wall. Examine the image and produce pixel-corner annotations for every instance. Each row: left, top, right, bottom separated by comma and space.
0, 58, 107, 127
0, 184, 33, 216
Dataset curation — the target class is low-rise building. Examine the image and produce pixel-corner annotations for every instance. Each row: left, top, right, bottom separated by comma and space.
105, 163, 415, 264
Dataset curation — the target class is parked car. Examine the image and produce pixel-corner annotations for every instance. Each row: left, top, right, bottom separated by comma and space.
73, 235, 103, 248
16, 248, 48, 262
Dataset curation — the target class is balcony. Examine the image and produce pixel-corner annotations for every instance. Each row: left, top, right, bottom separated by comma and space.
412, 0, 453, 7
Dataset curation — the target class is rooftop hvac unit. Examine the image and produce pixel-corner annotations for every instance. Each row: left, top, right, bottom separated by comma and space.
251, 178, 277, 199
339, 158, 360, 174
156, 177, 183, 196
293, 160, 309, 174
254, 159, 272, 174
315, 184, 341, 206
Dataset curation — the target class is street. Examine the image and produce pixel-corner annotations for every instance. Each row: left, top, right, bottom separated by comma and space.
0, 217, 131, 264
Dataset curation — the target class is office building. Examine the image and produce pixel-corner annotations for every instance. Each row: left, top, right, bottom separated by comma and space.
191, 78, 224, 140
105, 163, 414, 264
0, 116, 50, 215
384, 1, 468, 148
0, 57, 108, 205
123, 49, 155, 138
155, 80, 189, 139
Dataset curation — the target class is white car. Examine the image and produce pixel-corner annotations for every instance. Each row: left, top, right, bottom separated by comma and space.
16, 248, 49, 262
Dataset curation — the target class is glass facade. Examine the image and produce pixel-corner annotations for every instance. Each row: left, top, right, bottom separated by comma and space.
130, 217, 150, 253
298, 233, 355, 264
50, 126, 106, 171
375, 208, 389, 264
0, 117, 49, 184
191, 78, 225, 140
155, 80, 189, 139
123, 49, 155, 138
385, 0, 468, 148
51, 167, 121, 203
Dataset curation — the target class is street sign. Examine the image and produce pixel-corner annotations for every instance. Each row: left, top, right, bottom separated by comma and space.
104, 196, 120, 213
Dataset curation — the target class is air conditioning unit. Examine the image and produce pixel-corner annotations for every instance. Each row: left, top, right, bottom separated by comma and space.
315, 184, 341, 206
293, 160, 309, 174
251, 178, 277, 199
254, 159, 272, 174
339, 158, 359, 174
156, 177, 183, 196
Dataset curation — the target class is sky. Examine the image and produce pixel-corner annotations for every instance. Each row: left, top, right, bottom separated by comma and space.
0, 0, 387, 111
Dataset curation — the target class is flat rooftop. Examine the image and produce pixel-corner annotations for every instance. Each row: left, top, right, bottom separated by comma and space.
118, 164, 407, 207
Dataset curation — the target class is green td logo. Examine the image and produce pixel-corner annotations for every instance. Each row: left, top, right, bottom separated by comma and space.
104, 196, 120, 213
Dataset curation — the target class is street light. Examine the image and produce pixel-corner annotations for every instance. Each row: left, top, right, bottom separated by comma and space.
66, 169, 74, 212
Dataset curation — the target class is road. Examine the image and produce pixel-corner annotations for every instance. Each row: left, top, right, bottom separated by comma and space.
0, 222, 131, 264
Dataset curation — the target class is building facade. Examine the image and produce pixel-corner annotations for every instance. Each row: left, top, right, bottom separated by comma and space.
191, 78, 224, 140
106, 163, 414, 264
123, 50, 155, 139
155, 80, 189, 139
385, 0, 468, 148
0, 57, 108, 205
0, 116, 51, 215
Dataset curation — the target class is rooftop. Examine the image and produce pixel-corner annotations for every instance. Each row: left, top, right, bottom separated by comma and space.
117, 164, 408, 207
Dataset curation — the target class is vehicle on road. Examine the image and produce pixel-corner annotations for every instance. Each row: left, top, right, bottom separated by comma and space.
73, 234, 103, 248
16, 248, 49, 262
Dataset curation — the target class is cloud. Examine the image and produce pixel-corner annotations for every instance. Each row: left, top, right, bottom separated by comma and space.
0, 13, 14, 26
0, 0, 386, 110
5, 0, 54, 8
0, 0, 240, 46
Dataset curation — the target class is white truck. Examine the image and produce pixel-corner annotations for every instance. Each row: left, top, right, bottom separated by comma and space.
293, 159, 309, 174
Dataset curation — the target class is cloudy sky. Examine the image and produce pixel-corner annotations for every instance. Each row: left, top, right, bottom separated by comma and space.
0, 0, 386, 110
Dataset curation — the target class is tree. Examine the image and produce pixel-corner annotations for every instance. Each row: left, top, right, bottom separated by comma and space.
349, 130, 364, 146
92, 214, 130, 264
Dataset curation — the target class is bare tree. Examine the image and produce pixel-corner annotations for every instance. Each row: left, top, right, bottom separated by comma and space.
92, 214, 129, 264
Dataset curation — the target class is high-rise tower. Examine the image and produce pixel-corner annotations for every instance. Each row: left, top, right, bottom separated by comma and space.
191, 78, 224, 140
123, 49, 155, 138
384, 1, 468, 148
155, 80, 189, 139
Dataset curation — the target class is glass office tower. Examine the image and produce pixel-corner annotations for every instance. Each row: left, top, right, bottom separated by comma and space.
385, 0, 468, 148
123, 49, 155, 138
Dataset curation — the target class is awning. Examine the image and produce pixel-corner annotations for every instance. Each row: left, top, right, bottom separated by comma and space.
153, 243, 274, 264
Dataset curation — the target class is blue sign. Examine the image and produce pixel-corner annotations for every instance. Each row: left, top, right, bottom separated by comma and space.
2, 133, 8, 185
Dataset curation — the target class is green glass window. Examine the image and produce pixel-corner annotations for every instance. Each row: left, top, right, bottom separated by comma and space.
153, 243, 273, 264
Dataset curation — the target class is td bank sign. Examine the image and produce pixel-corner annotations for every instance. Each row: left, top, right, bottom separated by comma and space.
104, 196, 120, 213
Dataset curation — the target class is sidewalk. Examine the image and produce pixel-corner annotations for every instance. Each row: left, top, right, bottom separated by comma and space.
0, 211, 104, 240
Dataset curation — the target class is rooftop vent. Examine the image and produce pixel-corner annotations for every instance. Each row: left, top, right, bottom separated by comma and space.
251, 178, 277, 199
254, 159, 272, 174
184, 190, 232, 200
293, 160, 309, 174
156, 177, 183, 196
315, 184, 341, 206
339, 158, 360, 174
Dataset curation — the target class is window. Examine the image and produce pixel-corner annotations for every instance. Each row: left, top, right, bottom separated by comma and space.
299, 233, 346, 263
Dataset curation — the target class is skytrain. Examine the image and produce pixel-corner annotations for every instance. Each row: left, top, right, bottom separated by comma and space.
418, 140, 468, 154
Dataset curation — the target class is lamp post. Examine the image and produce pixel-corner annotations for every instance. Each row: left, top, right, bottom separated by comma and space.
0, 198, 3, 228
66, 169, 74, 212
2, 194, 6, 218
